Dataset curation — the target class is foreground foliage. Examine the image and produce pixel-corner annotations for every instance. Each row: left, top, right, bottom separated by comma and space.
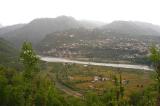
0, 42, 159, 106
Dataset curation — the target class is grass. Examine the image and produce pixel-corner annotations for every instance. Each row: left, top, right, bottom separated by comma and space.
45, 62, 156, 97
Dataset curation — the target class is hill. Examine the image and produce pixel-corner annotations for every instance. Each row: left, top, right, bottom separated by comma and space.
0, 24, 25, 36
0, 24, 2, 28
100, 21, 160, 37
79, 20, 105, 29
38, 21, 160, 64
1, 18, 160, 64
0, 37, 19, 67
0, 16, 103, 47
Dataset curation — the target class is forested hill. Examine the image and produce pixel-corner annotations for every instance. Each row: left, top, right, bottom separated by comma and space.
0, 37, 19, 67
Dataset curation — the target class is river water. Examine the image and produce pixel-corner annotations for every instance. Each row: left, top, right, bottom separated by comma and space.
40, 56, 153, 71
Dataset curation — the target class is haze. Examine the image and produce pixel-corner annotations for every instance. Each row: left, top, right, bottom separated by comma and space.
0, 0, 160, 26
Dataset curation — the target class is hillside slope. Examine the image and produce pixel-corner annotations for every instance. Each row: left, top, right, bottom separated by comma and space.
38, 21, 160, 64
0, 38, 19, 67
100, 21, 160, 37
0, 16, 104, 47
0, 24, 25, 36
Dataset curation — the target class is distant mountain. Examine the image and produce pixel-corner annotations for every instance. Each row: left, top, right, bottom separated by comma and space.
133, 21, 160, 33
0, 24, 2, 28
100, 21, 160, 37
79, 20, 105, 29
1, 17, 160, 65
39, 21, 160, 51
0, 16, 82, 47
0, 37, 19, 67
0, 24, 25, 36
1, 18, 160, 46
38, 21, 160, 64
0, 16, 105, 47
38, 28, 94, 50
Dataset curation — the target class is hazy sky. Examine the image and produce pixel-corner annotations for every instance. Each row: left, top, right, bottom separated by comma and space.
0, 0, 160, 26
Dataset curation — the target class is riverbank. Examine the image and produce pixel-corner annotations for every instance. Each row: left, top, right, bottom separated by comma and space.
40, 56, 153, 71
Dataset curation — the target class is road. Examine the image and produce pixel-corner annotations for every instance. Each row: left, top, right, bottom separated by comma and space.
55, 81, 83, 98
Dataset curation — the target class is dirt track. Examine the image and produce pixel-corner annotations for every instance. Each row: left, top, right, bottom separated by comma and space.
55, 81, 83, 98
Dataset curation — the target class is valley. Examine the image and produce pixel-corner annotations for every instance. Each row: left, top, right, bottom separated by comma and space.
1, 0, 160, 105
0, 15, 160, 106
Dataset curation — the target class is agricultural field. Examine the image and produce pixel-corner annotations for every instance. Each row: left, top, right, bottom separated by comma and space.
47, 62, 156, 97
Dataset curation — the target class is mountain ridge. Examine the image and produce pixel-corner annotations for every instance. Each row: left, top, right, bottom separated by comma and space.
0, 16, 104, 47
0, 16, 160, 49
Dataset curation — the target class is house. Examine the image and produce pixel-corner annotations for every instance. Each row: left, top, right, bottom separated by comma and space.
92, 75, 110, 82
94, 76, 99, 81
83, 64, 88, 67
68, 76, 74, 80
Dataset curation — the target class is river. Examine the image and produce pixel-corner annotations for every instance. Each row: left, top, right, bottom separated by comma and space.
40, 56, 153, 71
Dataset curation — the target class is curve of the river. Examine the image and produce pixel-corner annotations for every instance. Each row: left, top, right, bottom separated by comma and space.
40, 56, 153, 71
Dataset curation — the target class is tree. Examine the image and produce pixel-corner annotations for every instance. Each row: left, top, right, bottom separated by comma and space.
150, 45, 160, 106
111, 71, 125, 106
20, 42, 39, 80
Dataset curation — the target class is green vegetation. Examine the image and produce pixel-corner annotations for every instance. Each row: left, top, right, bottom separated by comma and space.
55, 63, 153, 94
0, 42, 159, 106
0, 38, 19, 68
0, 42, 85, 106
150, 46, 160, 105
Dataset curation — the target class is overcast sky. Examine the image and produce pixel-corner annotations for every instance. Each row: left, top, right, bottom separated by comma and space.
0, 0, 160, 26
